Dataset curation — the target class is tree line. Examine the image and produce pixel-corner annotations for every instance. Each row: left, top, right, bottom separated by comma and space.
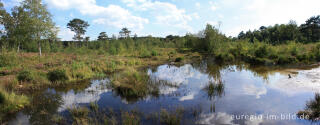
237, 16, 320, 44
1, 0, 320, 65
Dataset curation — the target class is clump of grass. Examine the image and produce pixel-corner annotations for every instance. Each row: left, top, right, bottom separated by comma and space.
121, 111, 141, 125
17, 70, 34, 82
47, 69, 68, 83
69, 106, 90, 125
68, 61, 94, 81
203, 81, 225, 100
160, 108, 184, 125
111, 68, 150, 102
151, 50, 159, 56
0, 87, 29, 119
89, 102, 99, 113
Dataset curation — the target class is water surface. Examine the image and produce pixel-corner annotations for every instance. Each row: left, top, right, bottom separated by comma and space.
8, 60, 320, 125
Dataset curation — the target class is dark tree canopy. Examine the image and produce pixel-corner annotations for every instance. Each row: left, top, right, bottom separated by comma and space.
67, 18, 89, 41
300, 15, 320, 42
97, 32, 108, 41
119, 27, 131, 38
237, 15, 320, 44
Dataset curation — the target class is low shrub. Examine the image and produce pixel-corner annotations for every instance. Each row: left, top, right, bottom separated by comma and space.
17, 70, 33, 82
47, 69, 68, 83
140, 49, 151, 58
216, 53, 235, 62
277, 55, 298, 64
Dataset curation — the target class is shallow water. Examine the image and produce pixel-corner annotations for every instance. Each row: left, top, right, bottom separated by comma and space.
7, 60, 320, 125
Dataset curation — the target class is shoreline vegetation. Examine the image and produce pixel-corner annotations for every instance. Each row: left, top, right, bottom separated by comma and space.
1, 0, 320, 123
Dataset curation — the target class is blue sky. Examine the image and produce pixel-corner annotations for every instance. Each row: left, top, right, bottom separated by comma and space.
3, 0, 320, 40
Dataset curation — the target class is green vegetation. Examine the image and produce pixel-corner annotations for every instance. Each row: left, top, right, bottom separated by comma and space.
69, 106, 90, 125
0, 0, 320, 122
47, 69, 68, 83
0, 87, 29, 121
64, 103, 188, 125
159, 108, 184, 125
17, 70, 34, 82
298, 93, 320, 121
121, 111, 141, 125
203, 80, 225, 100
110, 68, 161, 103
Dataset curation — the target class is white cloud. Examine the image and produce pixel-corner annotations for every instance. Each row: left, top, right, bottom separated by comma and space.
195, 2, 201, 8
179, 93, 195, 101
57, 26, 75, 41
220, 0, 320, 36
209, 1, 217, 11
269, 67, 320, 96
2, 0, 22, 8
46, 0, 148, 30
121, 0, 194, 32
191, 13, 200, 20
197, 112, 236, 125
206, 21, 218, 26
243, 84, 267, 99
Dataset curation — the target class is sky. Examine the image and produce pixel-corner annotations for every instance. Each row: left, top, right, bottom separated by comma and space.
2, 0, 320, 40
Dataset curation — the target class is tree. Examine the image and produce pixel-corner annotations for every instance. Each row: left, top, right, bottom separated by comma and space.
238, 31, 245, 39
0, 1, 10, 49
84, 36, 90, 42
7, 6, 30, 52
97, 32, 108, 41
67, 18, 89, 43
300, 15, 320, 42
3, 0, 57, 55
119, 27, 131, 38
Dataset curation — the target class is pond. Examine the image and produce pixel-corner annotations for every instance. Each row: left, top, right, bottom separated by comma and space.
7, 59, 320, 125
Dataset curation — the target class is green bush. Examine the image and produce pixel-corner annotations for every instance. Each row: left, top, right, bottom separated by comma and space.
277, 55, 297, 64
175, 57, 184, 62
47, 69, 68, 83
109, 46, 118, 55
216, 53, 235, 62
17, 70, 33, 82
140, 49, 151, 58
254, 45, 268, 58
